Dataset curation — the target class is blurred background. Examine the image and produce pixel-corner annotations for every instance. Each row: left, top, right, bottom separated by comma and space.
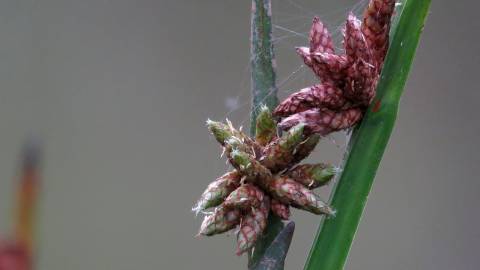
0, 0, 478, 269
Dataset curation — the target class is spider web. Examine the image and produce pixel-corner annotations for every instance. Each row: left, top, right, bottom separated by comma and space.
218, 0, 369, 144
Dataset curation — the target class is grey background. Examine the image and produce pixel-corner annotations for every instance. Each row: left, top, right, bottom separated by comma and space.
0, 0, 478, 269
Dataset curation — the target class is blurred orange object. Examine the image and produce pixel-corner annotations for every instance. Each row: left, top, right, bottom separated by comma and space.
0, 240, 31, 270
0, 140, 41, 270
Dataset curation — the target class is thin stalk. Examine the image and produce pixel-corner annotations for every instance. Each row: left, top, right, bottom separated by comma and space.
304, 1, 431, 269
250, 0, 278, 136
248, 0, 283, 267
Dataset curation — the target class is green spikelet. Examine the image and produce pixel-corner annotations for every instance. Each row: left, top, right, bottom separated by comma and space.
206, 120, 233, 146
290, 134, 321, 166
260, 123, 305, 172
230, 150, 252, 170
255, 105, 277, 146
224, 137, 255, 158
230, 150, 272, 185
288, 163, 336, 189
207, 119, 255, 148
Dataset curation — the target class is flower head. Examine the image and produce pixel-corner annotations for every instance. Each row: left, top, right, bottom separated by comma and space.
194, 107, 336, 255
274, 0, 396, 134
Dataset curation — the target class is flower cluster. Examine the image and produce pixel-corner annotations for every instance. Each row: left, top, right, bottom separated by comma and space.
274, 0, 396, 135
194, 106, 336, 255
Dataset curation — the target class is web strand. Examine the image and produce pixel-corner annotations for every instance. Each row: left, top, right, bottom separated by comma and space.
220, 0, 370, 128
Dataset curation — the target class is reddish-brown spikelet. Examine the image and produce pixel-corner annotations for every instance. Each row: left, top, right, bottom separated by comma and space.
236, 197, 270, 255
296, 47, 346, 84
271, 199, 290, 220
266, 176, 333, 215
298, 17, 346, 84
199, 207, 241, 236
193, 171, 240, 213
345, 65, 378, 106
312, 52, 349, 77
279, 108, 363, 135
309, 17, 335, 54
223, 184, 265, 211
288, 163, 335, 189
344, 13, 378, 105
274, 82, 346, 117
362, 0, 396, 67
289, 134, 320, 166
344, 13, 373, 65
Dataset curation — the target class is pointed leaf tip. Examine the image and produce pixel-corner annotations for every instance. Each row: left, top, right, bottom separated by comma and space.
250, 222, 295, 270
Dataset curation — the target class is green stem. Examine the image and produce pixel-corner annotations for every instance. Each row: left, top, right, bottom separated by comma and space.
303, 1, 431, 269
250, 0, 278, 136
248, 0, 283, 267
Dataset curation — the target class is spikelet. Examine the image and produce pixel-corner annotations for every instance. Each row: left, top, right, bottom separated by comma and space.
273, 82, 346, 117
279, 108, 363, 135
223, 184, 265, 211
236, 197, 270, 255
267, 176, 334, 215
271, 199, 290, 220
288, 163, 336, 189
198, 206, 241, 236
193, 171, 240, 214
255, 105, 277, 146
259, 124, 305, 173
362, 0, 396, 67
290, 134, 320, 166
